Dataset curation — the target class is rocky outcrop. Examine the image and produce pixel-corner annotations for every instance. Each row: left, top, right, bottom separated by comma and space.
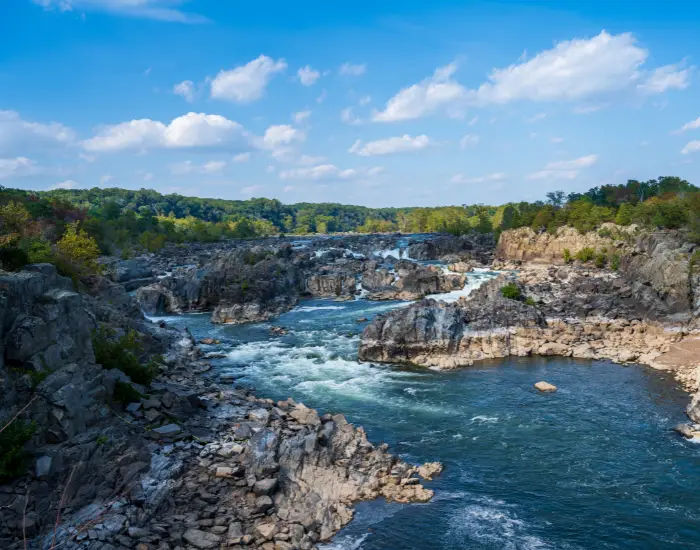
359, 270, 689, 369
408, 233, 495, 263
495, 225, 697, 316
363, 261, 466, 300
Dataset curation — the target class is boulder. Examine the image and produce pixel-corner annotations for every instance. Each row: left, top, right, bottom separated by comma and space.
534, 381, 557, 392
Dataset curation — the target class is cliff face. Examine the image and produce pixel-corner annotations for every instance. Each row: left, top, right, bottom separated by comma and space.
495, 226, 697, 316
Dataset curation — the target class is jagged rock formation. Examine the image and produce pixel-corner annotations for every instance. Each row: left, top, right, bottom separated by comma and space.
495, 225, 697, 316
408, 233, 495, 263
0, 262, 440, 548
362, 260, 466, 300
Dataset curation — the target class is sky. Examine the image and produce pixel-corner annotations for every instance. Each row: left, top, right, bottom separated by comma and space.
1, 0, 699, 207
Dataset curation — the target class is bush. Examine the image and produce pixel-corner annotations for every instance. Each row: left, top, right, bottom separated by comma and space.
500, 283, 523, 301
56, 222, 101, 275
575, 247, 595, 262
594, 252, 607, 268
525, 296, 536, 306
0, 418, 36, 483
113, 381, 143, 405
92, 327, 156, 386
24, 238, 54, 264
610, 253, 621, 271
562, 248, 572, 263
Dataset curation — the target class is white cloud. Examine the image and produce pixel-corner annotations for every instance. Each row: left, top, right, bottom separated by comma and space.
637, 63, 689, 94
262, 124, 305, 148
50, 179, 79, 189
459, 134, 480, 149
349, 134, 430, 156
0, 110, 75, 154
293, 110, 311, 124
83, 112, 248, 152
298, 154, 326, 165
210, 55, 287, 103
451, 172, 506, 184
527, 154, 598, 180
33, 0, 206, 23
674, 116, 700, 133
232, 152, 251, 163
681, 140, 700, 155
340, 107, 362, 125
374, 31, 689, 123
339, 62, 366, 76
0, 157, 39, 179
297, 65, 320, 86
171, 159, 227, 175
359, 95, 372, 106
173, 80, 195, 102
474, 31, 649, 103
551, 136, 565, 144
373, 63, 467, 122
573, 104, 607, 114
279, 164, 357, 181
99, 174, 113, 185
316, 89, 327, 104
526, 112, 547, 123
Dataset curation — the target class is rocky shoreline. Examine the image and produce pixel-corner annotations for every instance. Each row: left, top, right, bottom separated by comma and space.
0, 256, 443, 549
360, 226, 700, 437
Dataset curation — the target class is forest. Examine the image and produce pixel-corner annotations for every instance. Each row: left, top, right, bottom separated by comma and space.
0, 176, 697, 275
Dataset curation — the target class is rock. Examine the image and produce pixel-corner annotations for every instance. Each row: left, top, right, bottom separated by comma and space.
255, 521, 278, 540
35, 456, 52, 479
253, 477, 278, 495
674, 423, 696, 439
417, 462, 443, 480
254, 495, 274, 513
289, 403, 320, 426
153, 423, 182, 436
215, 466, 237, 478
534, 381, 557, 393
183, 528, 221, 549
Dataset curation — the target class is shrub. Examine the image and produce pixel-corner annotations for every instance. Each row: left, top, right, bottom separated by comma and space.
594, 252, 607, 268
610, 253, 621, 271
56, 222, 101, 275
525, 296, 536, 306
500, 283, 523, 301
562, 248, 572, 263
575, 247, 595, 262
598, 228, 612, 238
24, 238, 54, 264
0, 418, 36, 483
92, 327, 156, 386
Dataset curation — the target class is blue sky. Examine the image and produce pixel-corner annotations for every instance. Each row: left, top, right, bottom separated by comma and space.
1, 0, 699, 207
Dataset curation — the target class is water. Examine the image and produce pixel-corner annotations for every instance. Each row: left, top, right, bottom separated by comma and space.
152, 287, 700, 549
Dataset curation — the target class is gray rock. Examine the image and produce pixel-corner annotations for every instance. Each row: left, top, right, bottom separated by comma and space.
153, 423, 181, 436
183, 528, 221, 549
35, 456, 52, 479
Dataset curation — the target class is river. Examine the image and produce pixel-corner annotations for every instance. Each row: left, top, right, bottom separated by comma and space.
149, 269, 700, 550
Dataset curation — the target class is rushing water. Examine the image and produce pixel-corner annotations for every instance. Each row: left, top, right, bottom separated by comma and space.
151, 275, 700, 550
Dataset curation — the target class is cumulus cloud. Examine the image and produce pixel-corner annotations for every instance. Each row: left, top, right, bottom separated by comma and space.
262, 124, 305, 148
0, 156, 40, 179
339, 62, 366, 76
51, 179, 79, 189
293, 110, 311, 124
459, 134, 480, 149
297, 65, 320, 86
232, 152, 251, 163
373, 63, 467, 122
33, 0, 207, 23
681, 140, 700, 155
527, 154, 598, 180
83, 112, 248, 152
173, 80, 195, 102
170, 159, 227, 175
210, 55, 287, 103
473, 32, 649, 104
451, 172, 506, 184
637, 63, 690, 94
674, 116, 700, 134
279, 164, 357, 181
0, 110, 75, 154
374, 31, 691, 122
340, 107, 362, 125
349, 134, 430, 156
